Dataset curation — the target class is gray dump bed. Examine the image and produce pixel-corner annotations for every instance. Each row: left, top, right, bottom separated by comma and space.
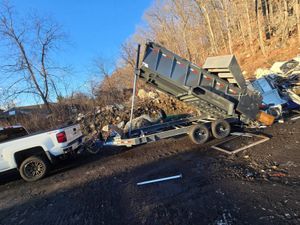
139, 42, 262, 123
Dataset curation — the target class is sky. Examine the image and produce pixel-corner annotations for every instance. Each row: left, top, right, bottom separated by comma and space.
0, 0, 153, 106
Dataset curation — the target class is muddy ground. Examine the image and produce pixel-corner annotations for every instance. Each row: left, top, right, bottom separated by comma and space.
0, 118, 299, 225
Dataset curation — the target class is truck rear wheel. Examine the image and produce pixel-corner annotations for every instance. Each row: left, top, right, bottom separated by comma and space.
19, 156, 49, 182
211, 119, 231, 139
189, 124, 210, 144
86, 140, 103, 154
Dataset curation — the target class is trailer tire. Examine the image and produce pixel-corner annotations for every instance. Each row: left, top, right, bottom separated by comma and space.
211, 119, 231, 139
189, 124, 210, 144
19, 156, 49, 182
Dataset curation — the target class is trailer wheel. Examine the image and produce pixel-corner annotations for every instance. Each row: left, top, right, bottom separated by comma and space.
211, 119, 231, 139
19, 156, 49, 182
189, 124, 210, 144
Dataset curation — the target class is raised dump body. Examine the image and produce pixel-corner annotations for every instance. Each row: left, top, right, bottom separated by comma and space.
203, 55, 247, 90
139, 42, 263, 124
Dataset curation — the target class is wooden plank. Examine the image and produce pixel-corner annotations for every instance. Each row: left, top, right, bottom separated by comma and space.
227, 78, 238, 83
206, 68, 229, 73
179, 95, 198, 100
217, 72, 234, 78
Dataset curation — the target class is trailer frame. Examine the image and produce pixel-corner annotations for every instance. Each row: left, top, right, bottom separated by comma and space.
101, 43, 236, 148
103, 115, 234, 147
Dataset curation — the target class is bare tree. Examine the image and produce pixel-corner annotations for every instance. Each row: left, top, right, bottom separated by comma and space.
93, 58, 121, 104
121, 40, 136, 69
243, 0, 255, 54
282, 0, 289, 43
220, 0, 233, 53
0, 2, 68, 112
255, 0, 267, 56
193, 0, 218, 54
171, 0, 194, 61
295, 0, 300, 43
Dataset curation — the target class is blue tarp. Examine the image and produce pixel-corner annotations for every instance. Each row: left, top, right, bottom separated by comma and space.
252, 77, 287, 106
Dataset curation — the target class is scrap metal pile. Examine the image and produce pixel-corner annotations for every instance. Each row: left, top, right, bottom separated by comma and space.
252, 56, 300, 120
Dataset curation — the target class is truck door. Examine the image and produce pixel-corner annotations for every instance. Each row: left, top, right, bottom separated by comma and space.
0, 149, 10, 171
0, 127, 29, 171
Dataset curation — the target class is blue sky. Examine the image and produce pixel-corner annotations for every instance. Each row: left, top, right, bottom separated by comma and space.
1, 0, 152, 106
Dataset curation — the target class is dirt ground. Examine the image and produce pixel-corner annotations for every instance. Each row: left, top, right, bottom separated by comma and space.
0, 118, 299, 225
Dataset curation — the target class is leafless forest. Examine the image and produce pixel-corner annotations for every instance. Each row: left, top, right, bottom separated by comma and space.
1, 0, 300, 131
103, 0, 300, 107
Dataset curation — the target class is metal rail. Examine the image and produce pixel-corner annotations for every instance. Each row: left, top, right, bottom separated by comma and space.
129, 115, 207, 137
128, 44, 141, 136
104, 116, 215, 147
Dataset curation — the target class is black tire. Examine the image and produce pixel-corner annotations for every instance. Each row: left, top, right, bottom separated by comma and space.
86, 140, 103, 154
189, 124, 210, 144
19, 156, 49, 182
211, 119, 231, 139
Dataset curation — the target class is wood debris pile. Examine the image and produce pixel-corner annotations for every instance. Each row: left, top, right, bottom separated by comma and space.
76, 90, 197, 137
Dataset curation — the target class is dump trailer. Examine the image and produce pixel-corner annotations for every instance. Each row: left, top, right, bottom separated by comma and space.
139, 42, 268, 125
97, 42, 274, 150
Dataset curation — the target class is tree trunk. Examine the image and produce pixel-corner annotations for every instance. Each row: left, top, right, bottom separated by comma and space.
244, 0, 255, 54
262, 0, 271, 39
213, 7, 228, 53
233, 2, 248, 49
281, 0, 289, 43
15, 37, 52, 112
194, 0, 218, 54
296, 0, 300, 43
269, 0, 274, 21
222, 0, 233, 54
171, 0, 193, 61
256, 0, 267, 56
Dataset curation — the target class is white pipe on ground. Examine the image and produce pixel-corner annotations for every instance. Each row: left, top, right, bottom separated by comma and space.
137, 174, 182, 186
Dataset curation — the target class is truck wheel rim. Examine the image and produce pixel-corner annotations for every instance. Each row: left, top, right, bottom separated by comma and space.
24, 161, 44, 178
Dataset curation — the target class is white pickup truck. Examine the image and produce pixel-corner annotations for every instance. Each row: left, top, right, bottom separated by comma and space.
0, 124, 83, 182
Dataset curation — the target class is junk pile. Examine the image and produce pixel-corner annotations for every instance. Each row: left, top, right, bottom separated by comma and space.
252, 56, 300, 119
76, 90, 196, 137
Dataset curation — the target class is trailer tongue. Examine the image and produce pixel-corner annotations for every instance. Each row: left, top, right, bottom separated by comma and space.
139, 42, 271, 125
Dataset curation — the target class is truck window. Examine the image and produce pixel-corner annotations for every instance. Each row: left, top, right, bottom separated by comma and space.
0, 127, 28, 143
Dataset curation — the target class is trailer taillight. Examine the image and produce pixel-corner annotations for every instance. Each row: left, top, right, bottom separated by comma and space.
56, 131, 67, 143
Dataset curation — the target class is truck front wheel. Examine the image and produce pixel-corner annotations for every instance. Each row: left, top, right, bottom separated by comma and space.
19, 156, 49, 182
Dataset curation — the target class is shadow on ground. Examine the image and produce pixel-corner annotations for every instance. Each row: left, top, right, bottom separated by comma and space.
0, 139, 298, 225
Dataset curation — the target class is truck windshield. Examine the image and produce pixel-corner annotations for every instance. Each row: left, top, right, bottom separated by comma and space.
0, 127, 28, 143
